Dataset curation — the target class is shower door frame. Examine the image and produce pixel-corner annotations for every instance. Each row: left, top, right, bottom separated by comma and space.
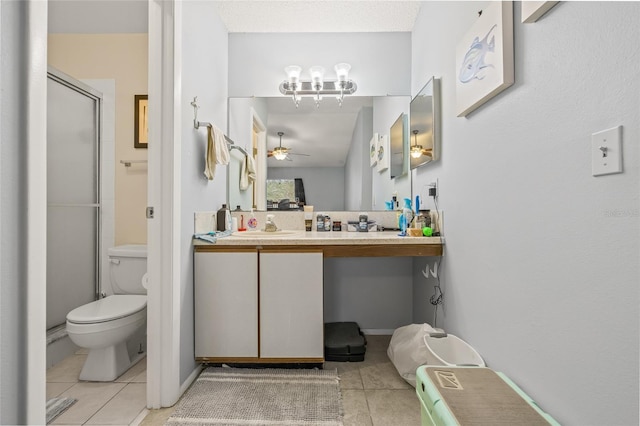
46, 67, 102, 319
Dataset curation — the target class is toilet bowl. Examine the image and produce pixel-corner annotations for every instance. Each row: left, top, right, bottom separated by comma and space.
423, 333, 485, 367
66, 245, 147, 381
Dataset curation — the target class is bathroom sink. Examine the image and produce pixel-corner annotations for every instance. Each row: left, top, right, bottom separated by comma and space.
231, 230, 303, 238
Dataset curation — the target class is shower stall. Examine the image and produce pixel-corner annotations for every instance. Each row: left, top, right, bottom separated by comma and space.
46, 68, 102, 365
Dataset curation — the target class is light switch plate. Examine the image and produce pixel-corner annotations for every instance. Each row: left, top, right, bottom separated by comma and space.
592, 126, 622, 176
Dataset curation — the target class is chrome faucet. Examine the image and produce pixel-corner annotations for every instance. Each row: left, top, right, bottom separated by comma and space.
264, 214, 277, 232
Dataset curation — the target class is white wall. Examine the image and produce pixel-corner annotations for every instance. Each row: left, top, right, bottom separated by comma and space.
345, 107, 373, 211
178, 1, 228, 384
324, 257, 414, 332
267, 167, 345, 211
411, 2, 639, 424
228, 32, 411, 97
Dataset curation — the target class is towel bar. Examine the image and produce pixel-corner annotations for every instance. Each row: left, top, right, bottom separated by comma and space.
120, 160, 147, 167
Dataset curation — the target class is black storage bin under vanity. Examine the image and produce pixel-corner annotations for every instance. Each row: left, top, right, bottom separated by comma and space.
324, 322, 367, 362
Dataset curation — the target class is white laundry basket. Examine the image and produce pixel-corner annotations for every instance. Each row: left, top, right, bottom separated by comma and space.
423, 333, 485, 367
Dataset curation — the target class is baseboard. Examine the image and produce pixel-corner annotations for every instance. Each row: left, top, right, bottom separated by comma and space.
361, 329, 395, 335
180, 364, 203, 395
47, 334, 79, 369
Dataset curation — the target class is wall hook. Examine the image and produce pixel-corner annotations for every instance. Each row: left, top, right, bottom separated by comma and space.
190, 96, 200, 128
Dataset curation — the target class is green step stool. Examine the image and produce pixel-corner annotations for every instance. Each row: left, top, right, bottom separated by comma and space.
416, 366, 560, 425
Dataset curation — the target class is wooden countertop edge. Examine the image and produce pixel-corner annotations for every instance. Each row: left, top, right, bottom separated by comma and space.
194, 243, 442, 257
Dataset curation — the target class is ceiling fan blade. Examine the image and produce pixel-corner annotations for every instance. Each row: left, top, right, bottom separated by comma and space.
287, 152, 310, 156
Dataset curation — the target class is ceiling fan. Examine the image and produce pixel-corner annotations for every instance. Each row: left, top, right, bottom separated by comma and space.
268, 131, 310, 161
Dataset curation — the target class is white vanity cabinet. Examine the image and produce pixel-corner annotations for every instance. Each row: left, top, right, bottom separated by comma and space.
194, 248, 324, 363
259, 251, 324, 359
194, 250, 258, 359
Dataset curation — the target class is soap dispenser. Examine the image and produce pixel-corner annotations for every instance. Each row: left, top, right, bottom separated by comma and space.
247, 208, 258, 230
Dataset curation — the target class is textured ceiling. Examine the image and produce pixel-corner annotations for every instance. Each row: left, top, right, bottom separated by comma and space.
213, 1, 422, 33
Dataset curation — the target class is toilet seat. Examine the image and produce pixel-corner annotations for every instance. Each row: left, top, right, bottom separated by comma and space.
67, 295, 147, 324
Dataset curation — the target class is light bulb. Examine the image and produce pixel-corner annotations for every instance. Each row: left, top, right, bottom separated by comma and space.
334, 63, 351, 82
410, 145, 423, 158
273, 150, 287, 160
284, 65, 302, 84
309, 66, 325, 90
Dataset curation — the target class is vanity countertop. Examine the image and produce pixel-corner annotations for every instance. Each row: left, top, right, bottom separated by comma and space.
194, 231, 443, 257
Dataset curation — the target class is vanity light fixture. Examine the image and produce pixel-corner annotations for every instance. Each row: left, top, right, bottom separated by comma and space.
280, 63, 357, 108
411, 130, 424, 159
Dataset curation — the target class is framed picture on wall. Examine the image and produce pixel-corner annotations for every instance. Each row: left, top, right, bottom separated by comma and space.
370, 133, 378, 167
376, 134, 389, 173
134, 95, 148, 148
521, 1, 558, 23
455, 1, 514, 117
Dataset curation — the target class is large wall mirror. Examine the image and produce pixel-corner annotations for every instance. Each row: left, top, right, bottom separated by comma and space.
227, 96, 411, 212
409, 77, 441, 170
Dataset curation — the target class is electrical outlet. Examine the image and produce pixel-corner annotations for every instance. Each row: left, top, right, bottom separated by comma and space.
428, 179, 439, 198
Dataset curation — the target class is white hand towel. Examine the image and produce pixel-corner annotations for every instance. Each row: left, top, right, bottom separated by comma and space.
204, 124, 231, 180
212, 124, 230, 165
240, 154, 257, 191
204, 125, 216, 180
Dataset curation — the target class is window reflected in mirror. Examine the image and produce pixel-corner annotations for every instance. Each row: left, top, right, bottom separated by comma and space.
266, 178, 305, 210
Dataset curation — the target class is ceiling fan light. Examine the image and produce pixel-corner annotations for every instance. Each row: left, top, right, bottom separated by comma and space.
273, 150, 287, 161
410, 145, 423, 158
334, 63, 351, 82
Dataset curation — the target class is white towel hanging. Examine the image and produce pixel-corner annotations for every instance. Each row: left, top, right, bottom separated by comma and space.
204, 124, 231, 180
240, 153, 256, 190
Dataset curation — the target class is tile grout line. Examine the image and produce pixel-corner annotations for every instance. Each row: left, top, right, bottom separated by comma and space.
80, 382, 128, 426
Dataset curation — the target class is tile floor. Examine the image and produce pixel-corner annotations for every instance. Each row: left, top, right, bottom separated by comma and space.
48, 335, 421, 426
46, 352, 148, 425
139, 335, 421, 426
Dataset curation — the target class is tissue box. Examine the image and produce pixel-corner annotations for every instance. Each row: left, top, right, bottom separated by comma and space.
347, 221, 377, 232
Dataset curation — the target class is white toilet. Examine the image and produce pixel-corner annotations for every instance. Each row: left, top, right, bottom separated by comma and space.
66, 245, 147, 381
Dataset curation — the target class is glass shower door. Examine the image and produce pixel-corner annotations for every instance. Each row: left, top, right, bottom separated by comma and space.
46, 70, 101, 330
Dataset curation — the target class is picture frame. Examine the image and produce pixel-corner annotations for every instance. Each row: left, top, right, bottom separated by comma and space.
455, 1, 514, 117
521, 1, 558, 23
369, 132, 378, 167
134, 94, 148, 148
376, 134, 389, 173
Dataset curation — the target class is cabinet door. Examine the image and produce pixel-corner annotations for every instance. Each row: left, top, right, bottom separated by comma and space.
260, 251, 323, 359
194, 251, 258, 358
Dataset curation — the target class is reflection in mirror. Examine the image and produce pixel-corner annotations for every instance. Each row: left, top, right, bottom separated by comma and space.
266, 178, 306, 210
227, 96, 411, 211
390, 113, 408, 179
410, 77, 441, 170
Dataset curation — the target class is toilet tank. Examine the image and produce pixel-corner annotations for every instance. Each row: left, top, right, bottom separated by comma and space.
108, 245, 147, 295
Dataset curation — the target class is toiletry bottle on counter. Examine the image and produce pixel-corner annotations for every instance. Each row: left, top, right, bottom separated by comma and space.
247, 208, 258, 230
316, 213, 325, 231
216, 204, 231, 231
324, 215, 331, 231
359, 213, 368, 232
